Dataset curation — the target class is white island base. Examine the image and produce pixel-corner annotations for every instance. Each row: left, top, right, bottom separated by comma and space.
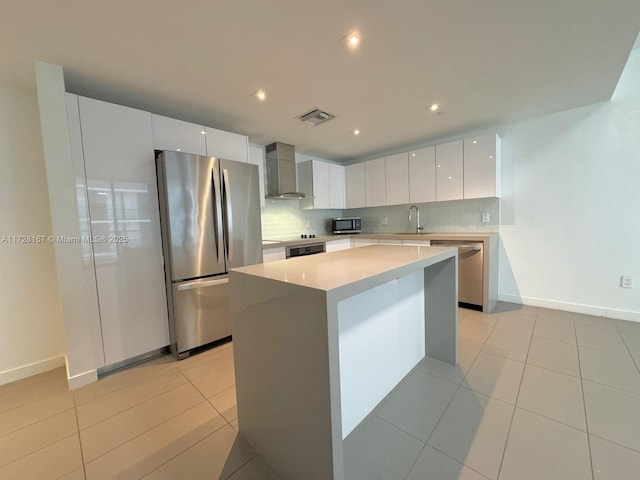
229, 245, 458, 480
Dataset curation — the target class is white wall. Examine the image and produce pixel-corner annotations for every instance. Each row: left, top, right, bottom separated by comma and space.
498, 47, 640, 320
0, 82, 66, 384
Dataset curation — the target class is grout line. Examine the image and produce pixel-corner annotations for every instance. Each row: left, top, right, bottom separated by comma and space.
420, 442, 492, 480
588, 432, 640, 456
75, 373, 190, 431
0, 431, 78, 471
82, 396, 211, 465
616, 320, 640, 376
495, 310, 536, 479
576, 329, 596, 480
72, 395, 89, 479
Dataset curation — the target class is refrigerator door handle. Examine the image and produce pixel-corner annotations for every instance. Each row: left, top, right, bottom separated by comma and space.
222, 168, 234, 262
177, 277, 229, 291
212, 165, 225, 264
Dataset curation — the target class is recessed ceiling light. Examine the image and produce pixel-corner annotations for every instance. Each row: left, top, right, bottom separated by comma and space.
176, 148, 181, 151
200, 130, 206, 135
353, 129, 360, 136
429, 103, 440, 112
448, 176, 453, 179
250, 89, 267, 101
411, 153, 416, 157
472, 140, 477, 144
340, 30, 364, 50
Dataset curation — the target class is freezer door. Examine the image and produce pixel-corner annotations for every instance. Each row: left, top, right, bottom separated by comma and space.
172, 276, 231, 354
219, 159, 263, 269
158, 151, 225, 280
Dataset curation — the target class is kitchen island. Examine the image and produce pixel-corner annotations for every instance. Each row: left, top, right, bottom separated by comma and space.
229, 245, 458, 480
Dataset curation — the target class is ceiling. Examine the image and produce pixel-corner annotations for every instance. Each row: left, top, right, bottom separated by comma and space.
1, 1, 639, 162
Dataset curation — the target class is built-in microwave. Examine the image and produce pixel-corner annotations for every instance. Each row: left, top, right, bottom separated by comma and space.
332, 217, 361, 234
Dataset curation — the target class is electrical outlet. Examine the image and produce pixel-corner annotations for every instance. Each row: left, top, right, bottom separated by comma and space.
481, 212, 490, 223
380, 216, 388, 225
621, 275, 633, 288
305, 219, 311, 228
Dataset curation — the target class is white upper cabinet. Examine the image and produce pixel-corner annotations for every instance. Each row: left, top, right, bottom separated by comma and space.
77, 96, 169, 366
464, 133, 501, 199
346, 162, 366, 208
299, 160, 345, 209
385, 153, 409, 205
328, 163, 346, 209
205, 126, 249, 163
435, 140, 464, 201
409, 146, 436, 203
248, 146, 266, 207
150, 114, 206, 155
365, 157, 386, 207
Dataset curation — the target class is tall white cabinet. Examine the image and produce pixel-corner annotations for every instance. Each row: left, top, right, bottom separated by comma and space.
77, 96, 169, 366
150, 114, 207, 155
435, 140, 464, 201
365, 157, 386, 207
409, 146, 436, 203
464, 133, 501, 199
299, 160, 346, 209
385, 153, 409, 205
205, 127, 249, 163
346, 163, 366, 208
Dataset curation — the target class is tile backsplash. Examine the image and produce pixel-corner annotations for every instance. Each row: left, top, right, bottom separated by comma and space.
261, 197, 499, 239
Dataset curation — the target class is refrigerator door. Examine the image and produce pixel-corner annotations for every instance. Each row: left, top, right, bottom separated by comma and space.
219, 159, 263, 269
158, 151, 225, 280
172, 276, 231, 354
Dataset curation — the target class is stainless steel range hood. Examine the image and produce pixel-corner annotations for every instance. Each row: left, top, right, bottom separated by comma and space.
265, 142, 306, 199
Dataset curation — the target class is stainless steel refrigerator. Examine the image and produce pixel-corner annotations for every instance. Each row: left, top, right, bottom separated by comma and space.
156, 151, 263, 359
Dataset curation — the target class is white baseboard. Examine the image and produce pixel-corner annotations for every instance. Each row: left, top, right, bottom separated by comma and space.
64, 357, 97, 389
0, 355, 66, 386
498, 293, 640, 322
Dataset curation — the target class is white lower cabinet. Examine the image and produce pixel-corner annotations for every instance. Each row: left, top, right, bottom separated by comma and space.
78, 96, 169, 366
402, 239, 431, 246
263, 247, 286, 262
351, 238, 379, 248
325, 238, 351, 252
379, 239, 403, 245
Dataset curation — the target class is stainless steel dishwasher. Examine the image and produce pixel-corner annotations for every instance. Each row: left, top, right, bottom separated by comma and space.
430, 240, 484, 311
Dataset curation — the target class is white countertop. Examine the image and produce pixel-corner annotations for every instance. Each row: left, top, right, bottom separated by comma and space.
261, 232, 497, 249
233, 244, 457, 296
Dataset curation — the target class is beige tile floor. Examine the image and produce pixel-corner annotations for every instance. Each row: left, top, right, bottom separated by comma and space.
2, 303, 640, 479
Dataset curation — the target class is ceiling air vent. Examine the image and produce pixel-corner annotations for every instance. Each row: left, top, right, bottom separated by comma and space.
298, 108, 335, 126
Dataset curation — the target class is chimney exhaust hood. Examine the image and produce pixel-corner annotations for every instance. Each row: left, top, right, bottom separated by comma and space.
265, 142, 307, 199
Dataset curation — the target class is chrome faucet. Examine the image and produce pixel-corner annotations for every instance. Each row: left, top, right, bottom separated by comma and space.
408, 205, 424, 234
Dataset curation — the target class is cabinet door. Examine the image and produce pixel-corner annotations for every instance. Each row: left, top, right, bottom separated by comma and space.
352, 238, 379, 248
435, 140, 463, 201
263, 247, 286, 262
409, 146, 436, 203
248, 146, 266, 207
312, 161, 330, 209
328, 163, 346, 209
464, 133, 500, 199
205, 127, 248, 163
325, 238, 350, 252
365, 157, 386, 207
346, 163, 366, 208
385, 153, 409, 205
150, 114, 206, 155
78, 96, 169, 366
